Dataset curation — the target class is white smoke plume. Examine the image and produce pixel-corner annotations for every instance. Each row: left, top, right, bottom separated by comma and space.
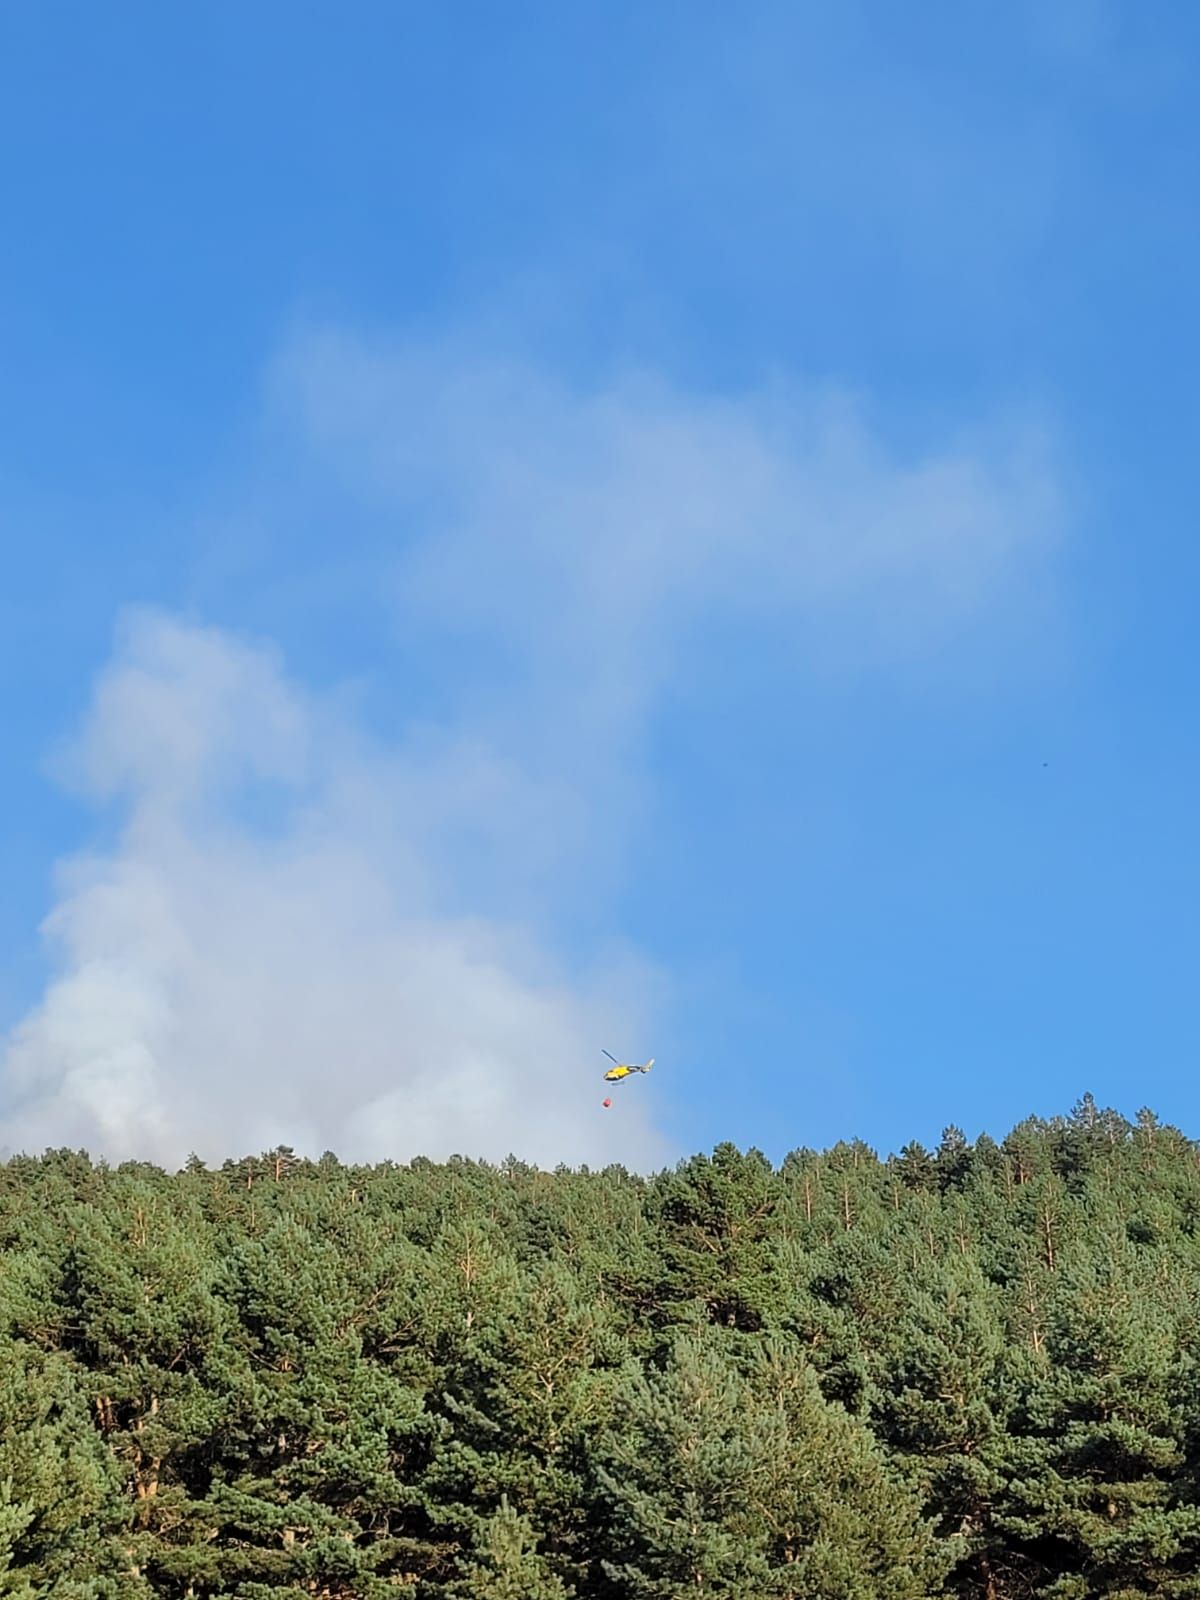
0, 332, 1063, 1169
1, 612, 668, 1169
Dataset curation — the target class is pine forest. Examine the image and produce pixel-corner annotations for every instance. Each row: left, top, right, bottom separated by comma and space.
6, 1098, 1200, 1598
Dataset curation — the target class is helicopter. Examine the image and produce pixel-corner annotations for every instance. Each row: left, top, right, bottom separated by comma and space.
602, 1050, 655, 1083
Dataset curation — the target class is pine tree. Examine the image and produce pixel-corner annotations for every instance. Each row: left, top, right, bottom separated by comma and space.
590, 1332, 780, 1597
0, 1337, 148, 1597
896, 1143, 937, 1193
749, 1336, 952, 1599
448, 1498, 571, 1599
591, 1330, 948, 1599
198, 1211, 441, 1597
648, 1144, 783, 1329
992, 1238, 1200, 1597
936, 1128, 974, 1191
867, 1252, 1013, 1596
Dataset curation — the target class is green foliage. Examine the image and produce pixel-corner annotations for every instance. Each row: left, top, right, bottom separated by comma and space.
448, 1498, 571, 1599
5, 1102, 1200, 1596
0, 1337, 148, 1597
592, 1329, 944, 1598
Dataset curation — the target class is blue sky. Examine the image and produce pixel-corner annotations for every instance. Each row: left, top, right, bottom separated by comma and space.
3, 1, 1200, 1168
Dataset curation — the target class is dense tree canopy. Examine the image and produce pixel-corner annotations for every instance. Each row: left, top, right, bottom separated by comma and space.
4, 1100, 1200, 1596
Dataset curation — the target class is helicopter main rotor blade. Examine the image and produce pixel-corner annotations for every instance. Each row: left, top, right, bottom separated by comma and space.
602, 1050, 620, 1065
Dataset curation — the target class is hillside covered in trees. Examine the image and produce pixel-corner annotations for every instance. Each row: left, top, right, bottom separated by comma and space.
5, 1099, 1200, 1597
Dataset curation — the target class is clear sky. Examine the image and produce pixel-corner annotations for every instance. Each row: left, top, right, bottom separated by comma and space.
3, 1, 1200, 1170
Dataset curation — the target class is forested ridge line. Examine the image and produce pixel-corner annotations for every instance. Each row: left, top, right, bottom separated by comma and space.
4, 1097, 1200, 1597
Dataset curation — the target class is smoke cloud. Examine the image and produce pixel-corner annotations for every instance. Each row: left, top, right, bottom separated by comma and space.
1, 612, 667, 1168
0, 332, 1063, 1168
